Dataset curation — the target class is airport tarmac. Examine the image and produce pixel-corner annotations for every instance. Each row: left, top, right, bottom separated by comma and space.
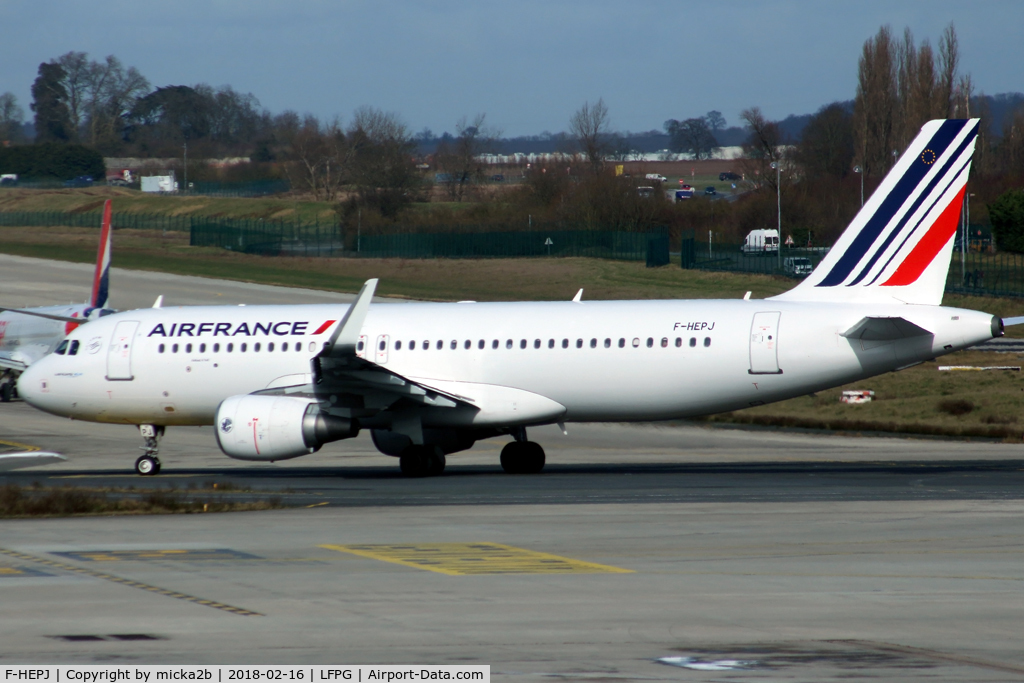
2, 258, 1024, 679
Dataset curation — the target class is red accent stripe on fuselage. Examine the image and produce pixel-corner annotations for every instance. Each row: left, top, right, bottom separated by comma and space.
312, 320, 336, 335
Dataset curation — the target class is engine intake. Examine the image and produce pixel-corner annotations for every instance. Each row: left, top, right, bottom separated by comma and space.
215, 395, 358, 461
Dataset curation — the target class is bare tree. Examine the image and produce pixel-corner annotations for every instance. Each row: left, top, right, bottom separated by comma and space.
285, 115, 349, 201
740, 107, 785, 190
705, 110, 727, 135
852, 25, 897, 176
569, 98, 610, 168
665, 117, 716, 159
937, 23, 960, 117
348, 107, 419, 216
434, 113, 500, 201
54, 51, 90, 141
85, 55, 149, 150
0, 92, 24, 143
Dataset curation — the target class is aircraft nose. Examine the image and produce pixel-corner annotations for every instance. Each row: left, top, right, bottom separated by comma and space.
17, 361, 48, 408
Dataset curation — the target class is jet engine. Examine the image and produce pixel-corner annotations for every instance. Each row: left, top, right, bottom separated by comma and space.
215, 395, 358, 461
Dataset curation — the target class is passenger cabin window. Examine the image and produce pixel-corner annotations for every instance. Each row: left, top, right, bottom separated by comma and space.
604, 338, 611, 348
395, 341, 402, 351
55, 340, 68, 355
282, 342, 288, 351
506, 339, 513, 349
492, 340, 499, 349
618, 338, 625, 348
254, 343, 261, 352
409, 340, 416, 350
227, 343, 234, 352
450, 340, 457, 350
478, 340, 485, 349
675, 338, 682, 347
200, 343, 207, 353
534, 339, 541, 349
589, 338, 597, 348
158, 343, 166, 354
241, 343, 247, 352
646, 338, 654, 348
213, 343, 220, 352
172, 343, 179, 353
562, 339, 568, 349
465, 340, 471, 350
689, 337, 697, 347
436, 340, 443, 350
661, 338, 668, 348
548, 339, 555, 349
268, 342, 274, 352
632, 338, 640, 348
520, 339, 527, 349
186, 343, 193, 353
576, 339, 583, 349
704, 337, 711, 347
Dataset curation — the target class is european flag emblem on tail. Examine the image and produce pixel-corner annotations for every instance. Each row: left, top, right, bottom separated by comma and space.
775, 119, 978, 306
91, 199, 112, 309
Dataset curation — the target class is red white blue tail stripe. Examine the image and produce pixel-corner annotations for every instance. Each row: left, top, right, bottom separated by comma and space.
777, 119, 978, 306
90, 199, 112, 309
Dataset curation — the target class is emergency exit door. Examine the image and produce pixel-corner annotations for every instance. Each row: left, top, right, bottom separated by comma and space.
106, 320, 139, 380
749, 311, 782, 374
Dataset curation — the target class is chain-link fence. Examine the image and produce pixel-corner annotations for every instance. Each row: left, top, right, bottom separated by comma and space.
191, 221, 670, 262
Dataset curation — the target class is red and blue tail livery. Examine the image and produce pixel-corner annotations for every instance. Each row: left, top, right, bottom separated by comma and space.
90, 199, 113, 310
778, 119, 978, 305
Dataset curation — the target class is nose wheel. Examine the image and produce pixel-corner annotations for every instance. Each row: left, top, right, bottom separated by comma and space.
135, 454, 161, 476
136, 424, 165, 476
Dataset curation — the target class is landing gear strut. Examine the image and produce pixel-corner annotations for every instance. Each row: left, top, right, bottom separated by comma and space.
399, 445, 446, 478
135, 424, 164, 476
500, 429, 546, 474
0, 373, 16, 402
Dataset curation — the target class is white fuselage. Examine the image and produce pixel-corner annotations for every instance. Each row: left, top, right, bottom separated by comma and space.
18, 299, 996, 427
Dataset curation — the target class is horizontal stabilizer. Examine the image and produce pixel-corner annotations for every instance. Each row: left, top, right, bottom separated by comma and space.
0, 451, 66, 472
841, 317, 932, 341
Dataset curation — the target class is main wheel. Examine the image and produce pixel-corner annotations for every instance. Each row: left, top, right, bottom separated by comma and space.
399, 448, 430, 478
427, 449, 446, 476
500, 441, 546, 474
135, 455, 160, 476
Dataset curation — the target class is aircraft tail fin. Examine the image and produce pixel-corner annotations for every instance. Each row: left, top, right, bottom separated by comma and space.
773, 119, 978, 306
90, 199, 112, 309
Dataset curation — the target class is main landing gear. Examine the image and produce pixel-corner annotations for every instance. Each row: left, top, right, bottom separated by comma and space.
135, 424, 165, 476
399, 445, 446, 478
500, 428, 546, 474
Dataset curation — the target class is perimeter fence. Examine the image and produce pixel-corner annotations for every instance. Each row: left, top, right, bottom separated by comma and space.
190, 220, 671, 263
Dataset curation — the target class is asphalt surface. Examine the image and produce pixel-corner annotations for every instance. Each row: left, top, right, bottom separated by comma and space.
2, 256, 1024, 679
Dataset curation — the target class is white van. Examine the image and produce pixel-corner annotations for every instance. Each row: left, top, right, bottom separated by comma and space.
741, 229, 779, 254
645, 173, 668, 183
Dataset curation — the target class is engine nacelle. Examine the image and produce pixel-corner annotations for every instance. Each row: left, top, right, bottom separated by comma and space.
215, 395, 358, 461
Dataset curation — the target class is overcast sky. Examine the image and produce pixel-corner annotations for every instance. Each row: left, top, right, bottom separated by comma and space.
2, 1, 1021, 137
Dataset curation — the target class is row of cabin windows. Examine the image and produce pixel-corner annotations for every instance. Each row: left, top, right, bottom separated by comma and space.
361, 336, 713, 352
157, 340, 317, 354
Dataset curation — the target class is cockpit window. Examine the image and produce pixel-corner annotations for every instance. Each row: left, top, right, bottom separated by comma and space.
55, 340, 69, 355
68, 340, 80, 356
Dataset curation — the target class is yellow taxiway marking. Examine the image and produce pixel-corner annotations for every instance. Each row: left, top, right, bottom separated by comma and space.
305, 502, 329, 508
0, 439, 41, 452
321, 542, 634, 576
0, 548, 262, 616
0, 567, 25, 575
56, 549, 260, 562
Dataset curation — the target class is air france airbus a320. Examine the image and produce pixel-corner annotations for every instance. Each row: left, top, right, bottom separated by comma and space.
18, 119, 1010, 477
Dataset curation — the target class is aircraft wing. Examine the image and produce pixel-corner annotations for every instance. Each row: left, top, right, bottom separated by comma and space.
257, 279, 472, 418
0, 352, 28, 372
0, 451, 66, 472
0, 307, 83, 324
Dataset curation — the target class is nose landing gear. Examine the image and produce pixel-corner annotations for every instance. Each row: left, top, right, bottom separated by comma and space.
135, 424, 164, 475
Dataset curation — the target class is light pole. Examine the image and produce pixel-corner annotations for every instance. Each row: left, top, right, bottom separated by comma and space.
183, 141, 187, 194
770, 161, 781, 271
853, 165, 863, 207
